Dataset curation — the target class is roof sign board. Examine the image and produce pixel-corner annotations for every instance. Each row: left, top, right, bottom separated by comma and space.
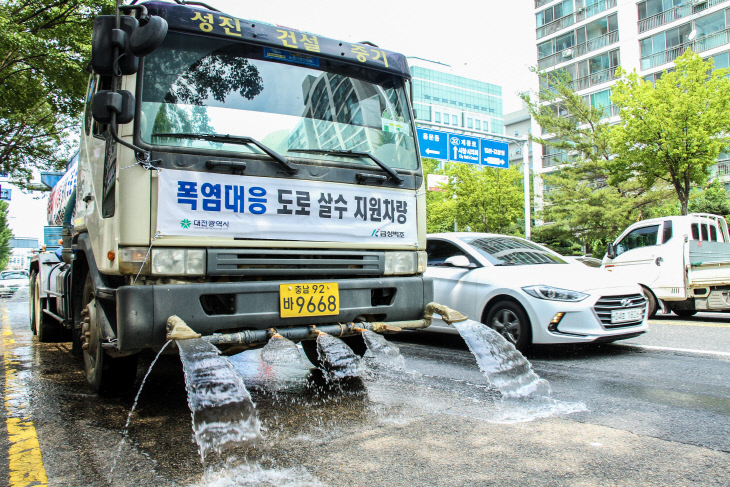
417, 127, 509, 169
142, 1, 411, 78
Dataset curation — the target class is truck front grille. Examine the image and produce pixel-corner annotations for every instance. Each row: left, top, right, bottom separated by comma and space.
207, 249, 384, 277
593, 293, 647, 329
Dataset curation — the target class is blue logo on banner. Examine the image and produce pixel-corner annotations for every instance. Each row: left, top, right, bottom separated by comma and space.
417, 127, 509, 169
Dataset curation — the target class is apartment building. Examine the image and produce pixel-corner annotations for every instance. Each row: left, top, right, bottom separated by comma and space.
534, 0, 730, 184
408, 57, 505, 137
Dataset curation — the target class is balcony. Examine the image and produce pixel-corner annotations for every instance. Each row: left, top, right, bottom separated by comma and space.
638, 0, 729, 34
710, 159, 730, 177
536, 0, 617, 39
641, 27, 730, 69
542, 151, 576, 167
576, 0, 618, 22
535, 0, 555, 8
537, 14, 576, 40
538, 30, 619, 69
573, 66, 619, 90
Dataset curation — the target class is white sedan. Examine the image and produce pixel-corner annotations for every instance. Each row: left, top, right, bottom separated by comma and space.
425, 233, 648, 350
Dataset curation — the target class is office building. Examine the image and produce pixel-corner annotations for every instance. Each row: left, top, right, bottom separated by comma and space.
533, 0, 730, 186
408, 58, 505, 136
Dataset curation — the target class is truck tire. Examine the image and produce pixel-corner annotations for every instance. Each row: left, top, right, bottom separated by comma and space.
641, 287, 658, 319
34, 272, 59, 343
485, 300, 532, 352
81, 274, 138, 394
673, 309, 697, 318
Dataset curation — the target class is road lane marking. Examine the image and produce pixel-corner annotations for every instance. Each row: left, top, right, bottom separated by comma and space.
2, 306, 48, 486
650, 319, 730, 328
617, 343, 730, 358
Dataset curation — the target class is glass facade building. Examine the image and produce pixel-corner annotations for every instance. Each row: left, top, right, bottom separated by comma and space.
409, 61, 505, 135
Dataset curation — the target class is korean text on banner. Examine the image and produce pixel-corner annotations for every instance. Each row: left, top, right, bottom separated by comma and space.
157, 169, 418, 245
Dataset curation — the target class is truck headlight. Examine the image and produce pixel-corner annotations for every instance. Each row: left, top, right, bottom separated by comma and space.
119, 248, 205, 277
151, 249, 206, 276
384, 251, 426, 275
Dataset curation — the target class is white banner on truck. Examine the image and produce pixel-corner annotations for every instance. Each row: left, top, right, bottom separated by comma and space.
157, 169, 417, 245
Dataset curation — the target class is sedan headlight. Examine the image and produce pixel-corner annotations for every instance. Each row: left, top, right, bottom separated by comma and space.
522, 285, 589, 302
384, 251, 427, 275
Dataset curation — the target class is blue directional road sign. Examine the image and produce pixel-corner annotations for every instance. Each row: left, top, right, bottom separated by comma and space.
416, 128, 448, 160
417, 127, 509, 169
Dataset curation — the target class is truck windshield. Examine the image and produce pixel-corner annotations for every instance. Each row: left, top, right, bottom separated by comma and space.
140, 32, 418, 171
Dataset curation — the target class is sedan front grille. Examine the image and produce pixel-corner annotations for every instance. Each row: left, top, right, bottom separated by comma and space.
593, 293, 647, 329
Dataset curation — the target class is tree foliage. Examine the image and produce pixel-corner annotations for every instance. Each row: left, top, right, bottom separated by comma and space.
0, 201, 13, 270
609, 50, 730, 215
522, 69, 670, 256
0, 0, 114, 185
424, 159, 524, 235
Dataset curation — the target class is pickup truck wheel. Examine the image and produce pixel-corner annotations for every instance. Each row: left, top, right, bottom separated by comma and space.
81, 275, 137, 394
673, 309, 697, 317
485, 300, 531, 352
641, 287, 658, 319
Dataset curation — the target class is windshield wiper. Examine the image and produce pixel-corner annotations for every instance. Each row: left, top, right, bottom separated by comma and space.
152, 132, 298, 174
290, 149, 403, 184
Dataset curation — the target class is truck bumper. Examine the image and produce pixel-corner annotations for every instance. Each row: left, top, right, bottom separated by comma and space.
115, 276, 433, 352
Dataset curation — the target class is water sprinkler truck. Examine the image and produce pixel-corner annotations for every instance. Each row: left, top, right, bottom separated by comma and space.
30, 0, 449, 393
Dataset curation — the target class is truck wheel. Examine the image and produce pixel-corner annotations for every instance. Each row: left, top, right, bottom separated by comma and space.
641, 287, 658, 319
485, 300, 532, 352
34, 273, 58, 342
81, 275, 137, 394
673, 309, 697, 318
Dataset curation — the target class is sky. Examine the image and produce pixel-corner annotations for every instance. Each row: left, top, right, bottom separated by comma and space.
7, 0, 537, 243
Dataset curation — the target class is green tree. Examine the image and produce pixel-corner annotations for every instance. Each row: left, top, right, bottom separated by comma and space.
688, 179, 730, 217
0, 201, 13, 270
522, 69, 669, 256
424, 159, 524, 234
0, 0, 114, 185
609, 50, 730, 215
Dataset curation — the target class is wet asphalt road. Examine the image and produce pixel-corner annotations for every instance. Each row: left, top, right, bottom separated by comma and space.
0, 293, 729, 486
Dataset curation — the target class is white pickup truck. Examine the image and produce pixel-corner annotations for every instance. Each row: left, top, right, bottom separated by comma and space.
603, 213, 730, 317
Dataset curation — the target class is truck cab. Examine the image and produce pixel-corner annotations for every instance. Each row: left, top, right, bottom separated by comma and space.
30, 1, 433, 392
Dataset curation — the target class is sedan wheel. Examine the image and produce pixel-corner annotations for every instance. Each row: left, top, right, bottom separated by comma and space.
486, 300, 531, 351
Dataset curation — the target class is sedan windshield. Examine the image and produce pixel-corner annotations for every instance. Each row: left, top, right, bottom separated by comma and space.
460, 236, 567, 266
140, 32, 418, 170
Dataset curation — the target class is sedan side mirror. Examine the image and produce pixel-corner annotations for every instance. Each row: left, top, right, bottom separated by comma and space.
606, 242, 616, 260
444, 255, 476, 269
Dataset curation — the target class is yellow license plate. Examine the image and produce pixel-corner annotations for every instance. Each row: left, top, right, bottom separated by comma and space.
279, 282, 339, 318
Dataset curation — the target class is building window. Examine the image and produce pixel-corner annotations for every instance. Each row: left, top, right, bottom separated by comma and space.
444, 115, 450, 125
467, 118, 473, 129
475, 120, 481, 130
452, 114, 458, 126
483, 120, 489, 132
435, 112, 441, 123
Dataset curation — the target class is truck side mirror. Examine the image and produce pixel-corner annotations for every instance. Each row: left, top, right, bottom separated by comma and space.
129, 15, 168, 57
92, 90, 136, 124
606, 242, 616, 259
91, 14, 168, 75
91, 16, 139, 75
